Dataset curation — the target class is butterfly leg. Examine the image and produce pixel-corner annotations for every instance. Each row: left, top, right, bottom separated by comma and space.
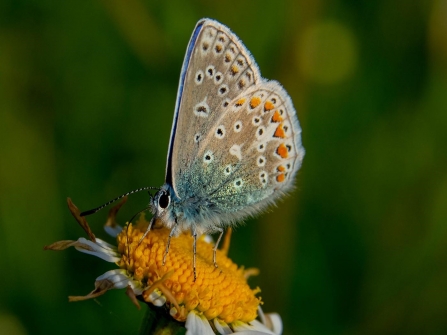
213, 228, 224, 268
163, 218, 178, 265
138, 216, 155, 244
192, 228, 198, 281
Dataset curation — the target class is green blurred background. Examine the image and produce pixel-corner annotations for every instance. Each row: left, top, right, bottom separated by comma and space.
1, 0, 446, 334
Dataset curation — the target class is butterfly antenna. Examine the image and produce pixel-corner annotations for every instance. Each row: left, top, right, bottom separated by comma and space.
80, 187, 159, 217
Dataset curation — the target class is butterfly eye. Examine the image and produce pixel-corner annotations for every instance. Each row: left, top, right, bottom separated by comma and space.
158, 192, 170, 209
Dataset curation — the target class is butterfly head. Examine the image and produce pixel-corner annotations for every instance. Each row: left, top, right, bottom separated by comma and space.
151, 184, 176, 227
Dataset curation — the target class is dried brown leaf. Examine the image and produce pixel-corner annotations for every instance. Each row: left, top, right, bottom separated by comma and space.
67, 198, 96, 242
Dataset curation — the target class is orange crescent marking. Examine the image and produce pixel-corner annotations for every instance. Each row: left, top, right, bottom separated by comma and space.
276, 174, 285, 182
277, 143, 288, 159
271, 110, 283, 123
235, 98, 246, 106
274, 124, 286, 138
264, 101, 274, 111
250, 97, 261, 109
277, 165, 286, 172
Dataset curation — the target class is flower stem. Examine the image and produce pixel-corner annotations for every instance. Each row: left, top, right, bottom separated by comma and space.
139, 303, 186, 335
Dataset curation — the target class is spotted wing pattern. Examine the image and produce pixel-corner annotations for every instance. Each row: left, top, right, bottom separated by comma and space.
166, 19, 304, 230
167, 19, 261, 190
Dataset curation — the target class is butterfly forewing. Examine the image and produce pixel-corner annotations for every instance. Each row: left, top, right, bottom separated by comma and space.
169, 19, 262, 199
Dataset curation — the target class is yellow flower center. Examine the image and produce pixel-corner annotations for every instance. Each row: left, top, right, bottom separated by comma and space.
116, 219, 261, 324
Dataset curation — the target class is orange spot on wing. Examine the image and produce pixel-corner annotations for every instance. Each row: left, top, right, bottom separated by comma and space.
276, 174, 285, 182
231, 65, 239, 75
277, 143, 288, 159
264, 101, 274, 111
271, 110, 283, 122
250, 97, 261, 109
235, 98, 246, 106
274, 124, 286, 138
277, 165, 286, 172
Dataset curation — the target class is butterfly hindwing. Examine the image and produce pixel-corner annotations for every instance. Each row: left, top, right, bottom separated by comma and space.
190, 81, 305, 222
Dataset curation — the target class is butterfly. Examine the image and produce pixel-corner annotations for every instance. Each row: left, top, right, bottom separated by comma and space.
81, 18, 305, 280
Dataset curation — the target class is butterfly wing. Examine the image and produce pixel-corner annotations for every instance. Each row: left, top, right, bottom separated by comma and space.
166, 19, 304, 229
166, 18, 262, 190
184, 80, 305, 228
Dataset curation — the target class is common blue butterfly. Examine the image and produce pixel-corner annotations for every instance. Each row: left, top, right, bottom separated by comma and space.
82, 18, 305, 279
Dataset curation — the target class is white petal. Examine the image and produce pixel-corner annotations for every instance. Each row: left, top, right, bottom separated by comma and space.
231, 331, 274, 335
128, 282, 143, 295
75, 238, 120, 262
264, 313, 282, 335
214, 318, 232, 334
153, 295, 167, 307
257, 307, 283, 335
185, 311, 214, 335
104, 224, 123, 238
145, 289, 162, 303
232, 320, 275, 335
257, 306, 267, 325
95, 269, 143, 294
96, 269, 127, 281
94, 238, 118, 251
248, 320, 276, 334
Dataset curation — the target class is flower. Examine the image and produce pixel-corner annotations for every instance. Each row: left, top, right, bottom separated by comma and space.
45, 198, 283, 335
